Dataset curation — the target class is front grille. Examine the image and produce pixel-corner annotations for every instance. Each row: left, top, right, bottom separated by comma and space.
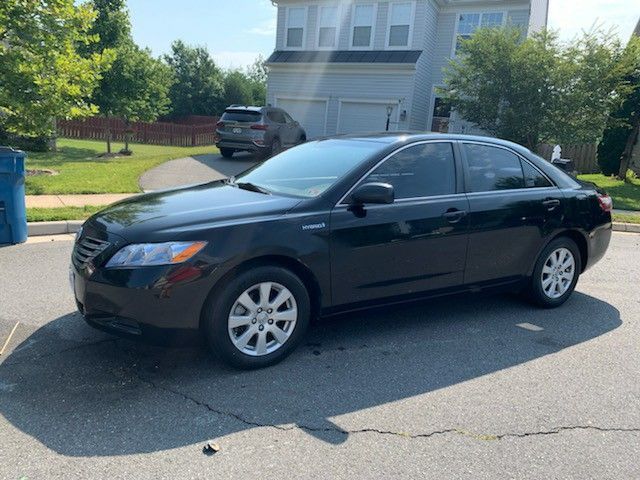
73, 236, 111, 269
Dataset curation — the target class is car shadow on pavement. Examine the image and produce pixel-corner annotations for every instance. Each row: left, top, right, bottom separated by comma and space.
192, 152, 259, 179
0, 291, 621, 456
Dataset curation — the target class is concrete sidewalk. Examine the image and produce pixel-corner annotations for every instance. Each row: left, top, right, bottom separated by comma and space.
25, 193, 136, 209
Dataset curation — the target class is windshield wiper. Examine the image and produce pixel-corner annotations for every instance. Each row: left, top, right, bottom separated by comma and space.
236, 181, 271, 195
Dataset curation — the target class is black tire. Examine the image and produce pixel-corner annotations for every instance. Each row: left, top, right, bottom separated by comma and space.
203, 266, 311, 369
220, 148, 234, 159
528, 236, 582, 308
298, 135, 307, 145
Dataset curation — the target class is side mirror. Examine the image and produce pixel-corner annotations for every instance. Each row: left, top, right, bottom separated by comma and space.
350, 182, 394, 205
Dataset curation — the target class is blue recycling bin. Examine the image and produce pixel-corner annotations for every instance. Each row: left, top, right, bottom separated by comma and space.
0, 146, 28, 245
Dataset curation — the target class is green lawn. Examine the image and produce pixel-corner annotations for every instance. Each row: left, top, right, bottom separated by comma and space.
26, 205, 105, 222
26, 138, 217, 195
577, 173, 640, 211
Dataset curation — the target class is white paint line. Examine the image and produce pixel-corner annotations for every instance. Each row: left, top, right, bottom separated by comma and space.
516, 323, 544, 332
0, 322, 20, 356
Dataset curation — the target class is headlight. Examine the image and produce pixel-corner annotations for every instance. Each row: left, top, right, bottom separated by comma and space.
105, 241, 207, 267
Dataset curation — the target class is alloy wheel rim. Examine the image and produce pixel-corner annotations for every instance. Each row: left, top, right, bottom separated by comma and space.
228, 282, 298, 356
541, 247, 575, 299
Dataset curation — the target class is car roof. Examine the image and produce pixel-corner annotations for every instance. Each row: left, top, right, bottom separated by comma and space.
324, 131, 532, 152
224, 106, 264, 113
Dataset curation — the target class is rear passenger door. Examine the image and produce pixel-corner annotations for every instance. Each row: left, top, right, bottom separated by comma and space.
268, 110, 296, 146
461, 142, 563, 284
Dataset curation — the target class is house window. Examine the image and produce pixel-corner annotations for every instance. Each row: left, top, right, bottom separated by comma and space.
455, 12, 504, 53
286, 7, 306, 48
388, 2, 413, 47
318, 6, 339, 48
430, 98, 452, 133
351, 4, 375, 48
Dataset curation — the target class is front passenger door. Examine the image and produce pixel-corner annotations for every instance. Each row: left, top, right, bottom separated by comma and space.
330, 142, 470, 306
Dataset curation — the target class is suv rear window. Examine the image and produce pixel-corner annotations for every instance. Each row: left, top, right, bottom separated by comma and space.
221, 110, 262, 123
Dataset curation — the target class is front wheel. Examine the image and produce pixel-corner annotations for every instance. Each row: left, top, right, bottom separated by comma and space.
528, 237, 581, 308
203, 266, 311, 369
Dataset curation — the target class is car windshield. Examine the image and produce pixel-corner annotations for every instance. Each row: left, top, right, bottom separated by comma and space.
221, 110, 262, 123
235, 139, 381, 198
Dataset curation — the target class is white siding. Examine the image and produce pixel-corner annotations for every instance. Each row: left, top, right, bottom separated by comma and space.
528, 0, 549, 33
268, 67, 415, 135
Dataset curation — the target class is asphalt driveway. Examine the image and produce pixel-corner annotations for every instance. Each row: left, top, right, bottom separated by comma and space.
139, 152, 259, 191
0, 233, 638, 479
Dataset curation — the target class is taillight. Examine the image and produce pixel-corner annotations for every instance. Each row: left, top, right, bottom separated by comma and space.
250, 124, 268, 131
216, 121, 225, 129
597, 193, 613, 212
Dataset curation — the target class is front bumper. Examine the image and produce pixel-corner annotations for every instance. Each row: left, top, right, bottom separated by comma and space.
72, 261, 215, 345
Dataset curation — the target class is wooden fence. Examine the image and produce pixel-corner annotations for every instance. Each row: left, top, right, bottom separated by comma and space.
57, 116, 219, 147
537, 143, 599, 174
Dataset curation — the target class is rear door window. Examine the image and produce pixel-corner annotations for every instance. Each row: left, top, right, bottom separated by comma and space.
462, 143, 525, 192
221, 111, 262, 123
361, 142, 456, 199
521, 160, 552, 188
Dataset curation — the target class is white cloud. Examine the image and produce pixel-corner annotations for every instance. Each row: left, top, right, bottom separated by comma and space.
213, 51, 263, 70
549, 0, 639, 42
245, 18, 277, 36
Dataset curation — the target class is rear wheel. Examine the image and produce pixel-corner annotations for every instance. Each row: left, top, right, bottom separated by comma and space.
270, 138, 282, 157
220, 148, 234, 159
528, 237, 581, 308
298, 135, 307, 145
203, 266, 310, 369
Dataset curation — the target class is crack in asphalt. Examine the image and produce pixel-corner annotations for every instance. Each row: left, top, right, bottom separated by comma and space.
134, 373, 640, 442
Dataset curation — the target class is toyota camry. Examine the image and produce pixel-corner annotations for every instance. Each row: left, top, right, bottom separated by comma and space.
70, 133, 613, 368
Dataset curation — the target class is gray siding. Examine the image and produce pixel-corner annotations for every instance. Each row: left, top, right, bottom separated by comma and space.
409, 0, 438, 130
306, 5, 318, 49
268, 68, 416, 135
507, 9, 530, 31
275, 6, 285, 50
374, 3, 388, 49
430, 11, 456, 89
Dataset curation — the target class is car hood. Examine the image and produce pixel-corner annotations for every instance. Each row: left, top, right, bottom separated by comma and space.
84, 181, 302, 241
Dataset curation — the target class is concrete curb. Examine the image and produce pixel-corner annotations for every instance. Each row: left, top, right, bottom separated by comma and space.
28, 220, 83, 237
25, 220, 640, 237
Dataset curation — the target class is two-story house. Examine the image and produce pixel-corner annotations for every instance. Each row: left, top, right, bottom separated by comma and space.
266, 0, 549, 138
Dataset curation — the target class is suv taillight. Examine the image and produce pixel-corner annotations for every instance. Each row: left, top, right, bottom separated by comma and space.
597, 193, 613, 212
216, 121, 225, 129
250, 124, 268, 131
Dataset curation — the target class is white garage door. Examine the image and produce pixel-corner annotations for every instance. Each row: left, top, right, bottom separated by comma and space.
276, 98, 327, 139
338, 102, 399, 134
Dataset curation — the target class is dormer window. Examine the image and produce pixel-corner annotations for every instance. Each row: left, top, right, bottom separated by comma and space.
351, 4, 376, 49
318, 5, 339, 49
455, 12, 505, 53
286, 7, 307, 49
387, 2, 414, 48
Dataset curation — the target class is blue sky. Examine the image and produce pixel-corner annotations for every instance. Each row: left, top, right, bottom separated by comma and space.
127, 0, 639, 69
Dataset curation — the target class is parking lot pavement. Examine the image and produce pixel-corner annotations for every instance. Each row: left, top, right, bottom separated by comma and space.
0, 233, 639, 479
138, 152, 259, 191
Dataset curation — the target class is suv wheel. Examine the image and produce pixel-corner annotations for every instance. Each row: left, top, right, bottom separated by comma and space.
220, 148, 234, 159
270, 138, 282, 157
528, 237, 581, 308
203, 266, 311, 369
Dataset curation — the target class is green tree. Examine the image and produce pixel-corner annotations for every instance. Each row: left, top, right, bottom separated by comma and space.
85, 0, 172, 153
223, 71, 254, 107
246, 55, 268, 105
598, 36, 640, 178
98, 42, 173, 152
0, 0, 112, 142
164, 40, 225, 117
440, 28, 638, 151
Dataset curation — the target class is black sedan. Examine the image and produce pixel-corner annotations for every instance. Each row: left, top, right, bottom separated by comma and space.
71, 133, 613, 368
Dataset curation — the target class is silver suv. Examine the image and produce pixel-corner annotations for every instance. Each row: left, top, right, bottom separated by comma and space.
215, 106, 307, 159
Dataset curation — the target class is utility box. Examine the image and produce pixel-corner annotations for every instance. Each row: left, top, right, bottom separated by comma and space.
0, 147, 28, 245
